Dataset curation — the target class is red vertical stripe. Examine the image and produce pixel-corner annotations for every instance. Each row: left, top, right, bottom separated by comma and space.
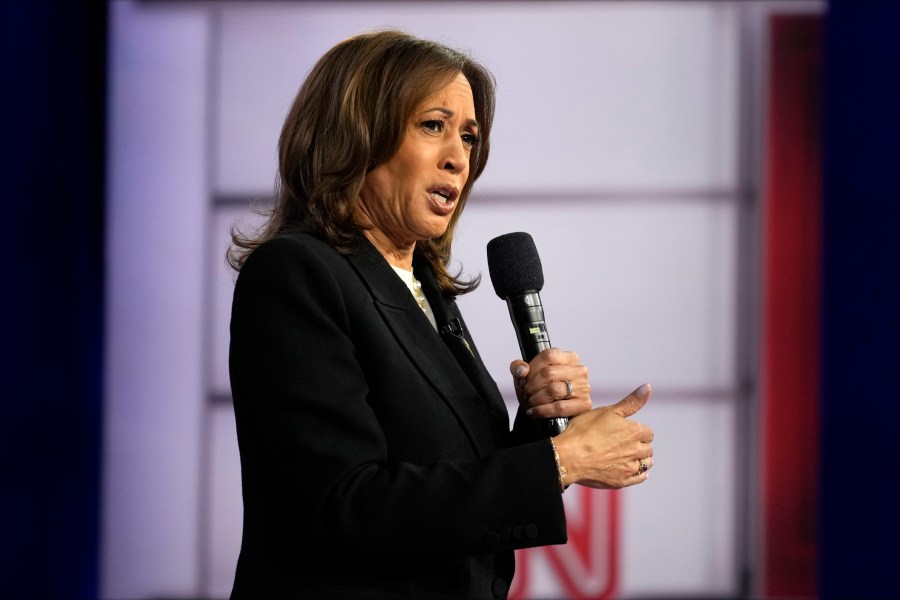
762, 14, 822, 598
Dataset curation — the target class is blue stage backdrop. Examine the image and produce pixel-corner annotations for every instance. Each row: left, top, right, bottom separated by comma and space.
1, 1, 106, 599
820, 1, 899, 598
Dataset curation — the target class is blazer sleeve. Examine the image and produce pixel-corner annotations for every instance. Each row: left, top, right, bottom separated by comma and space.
229, 235, 567, 559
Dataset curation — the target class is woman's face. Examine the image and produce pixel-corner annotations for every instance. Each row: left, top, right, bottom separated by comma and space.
358, 72, 479, 256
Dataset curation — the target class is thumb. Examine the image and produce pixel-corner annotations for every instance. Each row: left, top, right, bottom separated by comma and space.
509, 360, 529, 379
608, 383, 651, 417
510, 360, 529, 403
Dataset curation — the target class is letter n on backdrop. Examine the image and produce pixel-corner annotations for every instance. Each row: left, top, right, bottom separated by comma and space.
510, 487, 618, 599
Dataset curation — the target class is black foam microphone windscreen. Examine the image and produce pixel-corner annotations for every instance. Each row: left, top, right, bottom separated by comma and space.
486, 231, 544, 299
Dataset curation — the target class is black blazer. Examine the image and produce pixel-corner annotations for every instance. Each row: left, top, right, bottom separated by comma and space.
229, 229, 566, 599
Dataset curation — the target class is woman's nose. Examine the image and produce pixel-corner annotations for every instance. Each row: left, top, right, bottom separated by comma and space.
442, 139, 467, 174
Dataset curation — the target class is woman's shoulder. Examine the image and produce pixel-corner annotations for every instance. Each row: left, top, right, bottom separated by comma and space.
237, 229, 352, 285
261, 227, 333, 252
247, 229, 340, 264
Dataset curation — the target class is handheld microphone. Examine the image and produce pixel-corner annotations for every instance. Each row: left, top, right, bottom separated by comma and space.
486, 232, 568, 436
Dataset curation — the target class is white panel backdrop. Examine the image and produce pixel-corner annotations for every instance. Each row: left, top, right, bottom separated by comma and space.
103, 3, 210, 596
103, 1, 823, 599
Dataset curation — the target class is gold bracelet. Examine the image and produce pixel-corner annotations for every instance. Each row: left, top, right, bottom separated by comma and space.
548, 437, 568, 493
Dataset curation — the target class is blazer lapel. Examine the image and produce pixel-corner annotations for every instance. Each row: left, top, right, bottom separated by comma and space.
345, 240, 496, 454
413, 256, 507, 410
415, 260, 511, 447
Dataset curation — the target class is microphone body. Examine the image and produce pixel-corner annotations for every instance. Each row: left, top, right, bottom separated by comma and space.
505, 291, 551, 362
487, 232, 569, 437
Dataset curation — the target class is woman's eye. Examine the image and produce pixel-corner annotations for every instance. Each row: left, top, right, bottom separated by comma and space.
461, 132, 479, 147
421, 120, 444, 133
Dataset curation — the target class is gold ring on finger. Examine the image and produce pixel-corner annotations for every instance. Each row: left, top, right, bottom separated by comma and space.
636, 458, 648, 477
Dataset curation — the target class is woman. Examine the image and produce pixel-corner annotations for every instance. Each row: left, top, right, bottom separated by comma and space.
227, 29, 654, 599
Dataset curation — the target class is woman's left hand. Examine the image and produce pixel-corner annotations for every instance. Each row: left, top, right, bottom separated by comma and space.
510, 347, 593, 420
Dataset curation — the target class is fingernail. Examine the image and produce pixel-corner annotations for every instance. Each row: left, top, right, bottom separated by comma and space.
525, 408, 534, 416
515, 365, 527, 377
634, 383, 651, 398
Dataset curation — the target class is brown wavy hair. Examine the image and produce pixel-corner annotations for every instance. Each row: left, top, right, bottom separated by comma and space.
227, 29, 496, 296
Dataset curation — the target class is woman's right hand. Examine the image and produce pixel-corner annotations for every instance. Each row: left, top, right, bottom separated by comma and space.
552, 383, 655, 489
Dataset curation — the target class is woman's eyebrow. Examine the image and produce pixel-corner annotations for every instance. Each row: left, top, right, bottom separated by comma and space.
422, 107, 480, 130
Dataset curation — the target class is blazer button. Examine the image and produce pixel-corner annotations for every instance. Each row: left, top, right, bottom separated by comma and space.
499, 526, 512, 542
484, 531, 500, 546
524, 523, 539, 539
491, 577, 508, 598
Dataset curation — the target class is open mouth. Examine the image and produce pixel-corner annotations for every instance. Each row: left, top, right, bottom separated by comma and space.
429, 184, 458, 206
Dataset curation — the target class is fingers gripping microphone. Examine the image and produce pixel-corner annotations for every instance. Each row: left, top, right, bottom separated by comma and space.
486, 232, 568, 436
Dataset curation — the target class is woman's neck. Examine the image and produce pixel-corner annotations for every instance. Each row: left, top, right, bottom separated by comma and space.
362, 229, 415, 270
